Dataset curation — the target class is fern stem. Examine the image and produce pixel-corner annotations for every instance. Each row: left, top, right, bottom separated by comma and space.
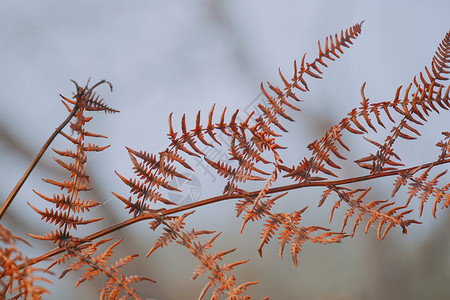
150, 158, 450, 216
18, 158, 449, 269
0, 106, 79, 220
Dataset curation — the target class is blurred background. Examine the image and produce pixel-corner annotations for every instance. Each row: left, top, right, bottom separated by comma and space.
0, 1, 449, 299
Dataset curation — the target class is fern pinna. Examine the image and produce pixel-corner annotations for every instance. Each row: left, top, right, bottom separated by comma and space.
27, 80, 117, 243
0, 22, 448, 299
11, 81, 150, 299
0, 224, 51, 299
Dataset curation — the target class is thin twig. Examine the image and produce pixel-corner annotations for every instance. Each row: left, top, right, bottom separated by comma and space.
0, 106, 79, 220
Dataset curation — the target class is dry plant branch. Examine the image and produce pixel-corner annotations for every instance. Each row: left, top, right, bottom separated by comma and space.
0, 80, 113, 220
1, 22, 449, 299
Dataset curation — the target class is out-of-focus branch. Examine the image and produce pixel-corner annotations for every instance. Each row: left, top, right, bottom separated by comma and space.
0, 106, 78, 220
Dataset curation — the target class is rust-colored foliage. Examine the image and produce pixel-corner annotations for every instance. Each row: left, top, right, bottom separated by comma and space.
27, 80, 118, 245
0, 22, 449, 299
54, 239, 155, 300
145, 212, 257, 299
0, 224, 51, 299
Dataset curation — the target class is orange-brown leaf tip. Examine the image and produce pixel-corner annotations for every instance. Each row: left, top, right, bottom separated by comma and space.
181, 113, 187, 133
168, 112, 175, 136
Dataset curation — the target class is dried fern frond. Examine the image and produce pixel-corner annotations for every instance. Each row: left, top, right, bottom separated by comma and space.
256, 206, 347, 266
284, 30, 449, 242
145, 211, 257, 300
325, 186, 421, 239
289, 30, 450, 181
0, 224, 52, 299
57, 239, 154, 299
116, 22, 365, 231
29, 80, 117, 245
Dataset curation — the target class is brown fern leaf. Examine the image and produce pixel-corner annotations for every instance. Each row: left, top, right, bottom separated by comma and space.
278, 208, 346, 266
174, 106, 275, 186
33, 190, 99, 213
28, 203, 103, 230
116, 110, 232, 214
111, 192, 152, 217
140, 22, 364, 211
391, 165, 423, 198
191, 110, 214, 147
401, 166, 449, 217
204, 157, 237, 180
417, 170, 447, 217
289, 226, 347, 267
59, 239, 153, 299
121, 21, 366, 213
364, 201, 421, 240
255, 206, 346, 265
404, 166, 433, 207
220, 276, 259, 300
258, 102, 288, 132
127, 147, 189, 180
259, 21, 364, 130
128, 153, 181, 191
284, 157, 335, 182
101, 275, 155, 300
202, 127, 271, 196
432, 182, 450, 218
27, 229, 71, 244
235, 194, 257, 218
274, 24, 364, 182
240, 192, 287, 233
29, 80, 116, 245
114, 171, 176, 211
192, 243, 254, 300
289, 31, 449, 179
354, 31, 449, 173
413, 30, 450, 92
197, 257, 253, 300
328, 186, 421, 239
260, 21, 364, 125
436, 131, 450, 161
0, 224, 52, 299
145, 211, 194, 257
145, 211, 257, 299
67, 79, 119, 114
257, 213, 283, 257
